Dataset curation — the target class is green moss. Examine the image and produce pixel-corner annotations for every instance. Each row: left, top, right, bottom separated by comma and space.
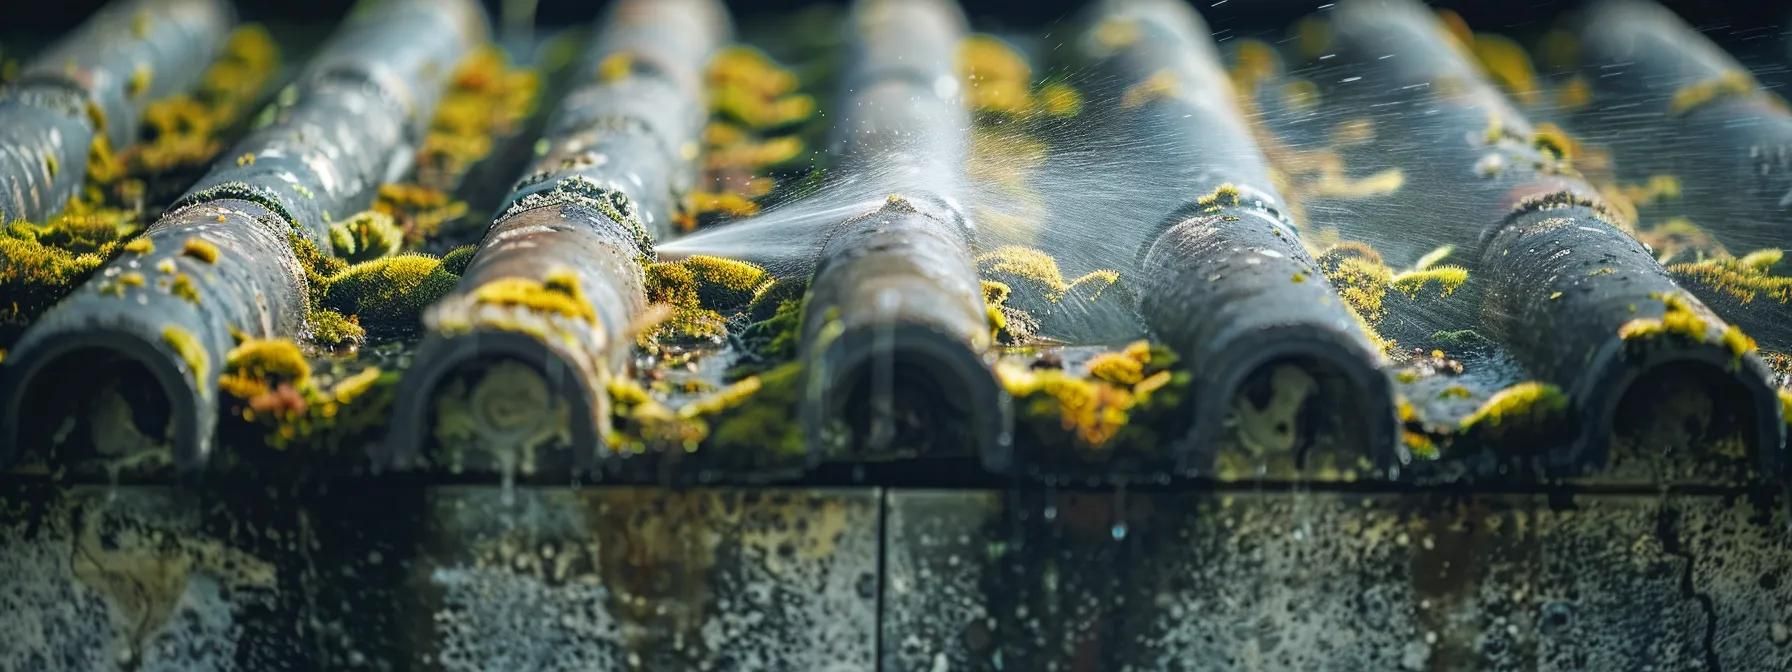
707, 362, 806, 459
998, 341, 1188, 452
679, 255, 767, 309
321, 254, 461, 331
306, 309, 364, 350
1195, 183, 1242, 212
160, 325, 209, 392
288, 233, 347, 292
327, 211, 403, 263
439, 244, 478, 276
643, 261, 726, 341
1458, 381, 1568, 440
1390, 265, 1469, 298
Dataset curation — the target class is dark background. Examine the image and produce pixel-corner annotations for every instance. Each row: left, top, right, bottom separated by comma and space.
3, 0, 1788, 35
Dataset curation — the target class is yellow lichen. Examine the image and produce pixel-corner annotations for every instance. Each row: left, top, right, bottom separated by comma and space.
469, 268, 596, 324
160, 325, 209, 391
123, 238, 153, 255
169, 273, 199, 304
180, 238, 219, 264
134, 25, 279, 175
218, 338, 312, 404
959, 35, 1034, 116
707, 48, 815, 130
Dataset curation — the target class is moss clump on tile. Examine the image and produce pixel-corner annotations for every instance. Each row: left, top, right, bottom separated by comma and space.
321, 254, 462, 332
976, 245, 1120, 304
998, 341, 1189, 453
1618, 291, 1756, 366
1390, 265, 1469, 299
216, 336, 396, 452
134, 25, 280, 175
306, 309, 364, 351
438, 244, 478, 276
642, 260, 739, 342
1667, 251, 1791, 308
373, 182, 471, 244
180, 238, 218, 264
328, 211, 403, 263
1458, 381, 1568, 441
416, 46, 540, 188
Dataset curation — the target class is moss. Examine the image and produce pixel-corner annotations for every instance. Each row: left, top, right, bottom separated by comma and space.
1668, 70, 1756, 116
417, 46, 540, 187
959, 35, 1034, 116
322, 254, 461, 330
1668, 254, 1792, 307
1469, 33, 1538, 105
1412, 245, 1453, 271
469, 268, 597, 324
306, 309, 364, 350
180, 238, 219, 264
117, 271, 145, 288
1615, 292, 1753, 365
134, 25, 280, 175
737, 297, 804, 366
123, 238, 153, 255
998, 341, 1187, 451
1458, 381, 1568, 439
1780, 389, 1792, 429
160, 325, 209, 391
0, 233, 117, 325
1194, 183, 1243, 212
374, 182, 471, 244
1390, 265, 1469, 298
976, 245, 1121, 304
439, 244, 477, 276
169, 273, 199, 304
327, 211, 403, 263
1621, 174, 1682, 206
217, 338, 311, 405
678, 255, 768, 309
1317, 246, 1392, 323
288, 233, 346, 292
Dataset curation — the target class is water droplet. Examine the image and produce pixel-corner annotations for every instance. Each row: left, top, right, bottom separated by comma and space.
1110, 522, 1128, 541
